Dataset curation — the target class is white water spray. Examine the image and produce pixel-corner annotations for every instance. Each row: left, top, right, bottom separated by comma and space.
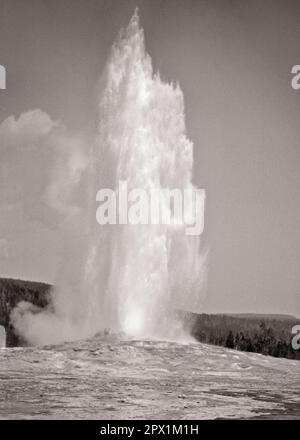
11, 11, 207, 345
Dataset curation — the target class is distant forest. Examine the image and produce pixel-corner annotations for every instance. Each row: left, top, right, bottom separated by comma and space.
0, 277, 300, 361
182, 311, 300, 361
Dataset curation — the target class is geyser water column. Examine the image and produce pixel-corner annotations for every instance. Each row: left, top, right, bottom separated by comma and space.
90, 10, 206, 338
11, 10, 206, 345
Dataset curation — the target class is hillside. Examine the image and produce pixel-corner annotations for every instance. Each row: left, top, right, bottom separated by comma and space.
0, 277, 51, 346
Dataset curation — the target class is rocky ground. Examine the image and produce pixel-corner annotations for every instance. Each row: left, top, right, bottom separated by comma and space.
0, 333, 299, 419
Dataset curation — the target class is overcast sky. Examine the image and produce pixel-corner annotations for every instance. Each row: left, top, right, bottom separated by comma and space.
0, 0, 299, 317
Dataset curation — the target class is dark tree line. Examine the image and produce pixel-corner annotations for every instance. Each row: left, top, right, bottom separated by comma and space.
224, 323, 299, 359
185, 312, 300, 361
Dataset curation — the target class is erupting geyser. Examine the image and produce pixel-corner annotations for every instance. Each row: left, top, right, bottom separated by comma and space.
11, 10, 207, 345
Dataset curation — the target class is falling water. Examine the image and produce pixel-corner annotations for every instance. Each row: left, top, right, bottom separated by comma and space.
11, 10, 206, 345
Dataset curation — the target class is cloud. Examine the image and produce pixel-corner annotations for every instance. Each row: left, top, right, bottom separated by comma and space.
0, 109, 59, 150
0, 109, 89, 280
0, 109, 88, 216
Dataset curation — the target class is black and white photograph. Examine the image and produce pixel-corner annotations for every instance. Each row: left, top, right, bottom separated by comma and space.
0, 0, 300, 423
